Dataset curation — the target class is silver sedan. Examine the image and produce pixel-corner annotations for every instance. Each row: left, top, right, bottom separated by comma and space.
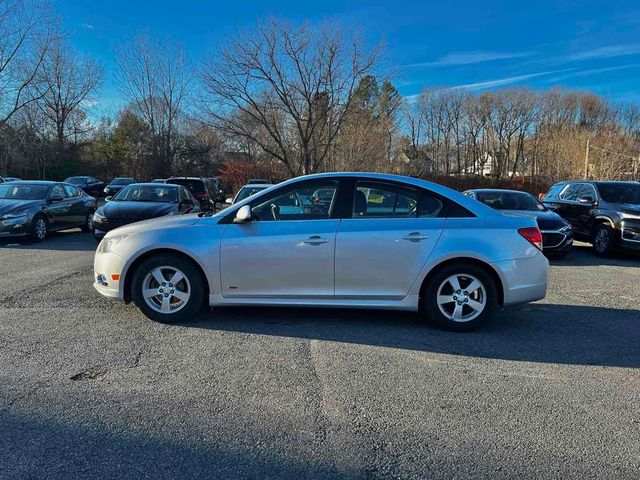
93, 173, 548, 331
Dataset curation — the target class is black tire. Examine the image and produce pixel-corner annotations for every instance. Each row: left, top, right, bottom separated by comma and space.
131, 254, 205, 323
30, 214, 48, 242
81, 209, 95, 232
593, 223, 616, 257
422, 263, 498, 332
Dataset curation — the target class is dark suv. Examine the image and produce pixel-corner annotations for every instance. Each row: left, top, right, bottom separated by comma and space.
542, 180, 640, 256
166, 177, 217, 211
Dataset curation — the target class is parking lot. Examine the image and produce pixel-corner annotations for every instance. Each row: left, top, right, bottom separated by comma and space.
0, 231, 638, 479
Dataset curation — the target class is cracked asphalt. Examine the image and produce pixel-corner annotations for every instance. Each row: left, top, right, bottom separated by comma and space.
1, 230, 639, 479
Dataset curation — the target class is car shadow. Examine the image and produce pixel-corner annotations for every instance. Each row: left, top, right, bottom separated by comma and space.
0, 229, 97, 252
549, 243, 639, 268
181, 302, 640, 369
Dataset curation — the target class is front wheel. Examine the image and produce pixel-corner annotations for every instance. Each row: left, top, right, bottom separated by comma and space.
131, 254, 205, 323
422, 264, 497, 332
30, 215, 48, 242
593, 224, 616, 257
81, 210, 95, 232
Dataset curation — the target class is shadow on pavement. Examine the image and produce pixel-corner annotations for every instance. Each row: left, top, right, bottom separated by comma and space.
183, 302, 640, 369
0, 229, 97, 252
549, 243, 639, 268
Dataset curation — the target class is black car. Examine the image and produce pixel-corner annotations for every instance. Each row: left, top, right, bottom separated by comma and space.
208, 177, 225, 204
104, 177, 136, 197
65, 176, 107, 197
0, 181, 97, 242
93, 183, 200, 240
464, 188, 573, 256
165, 177, 217, 211
542, 180, 640, 256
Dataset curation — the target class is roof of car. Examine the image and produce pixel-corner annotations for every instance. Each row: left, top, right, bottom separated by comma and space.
555, 179, 639, 185
465, 188, 532, 194
2, 180, 57, 185
241, 183, 272, 188
123, 182, 179, 188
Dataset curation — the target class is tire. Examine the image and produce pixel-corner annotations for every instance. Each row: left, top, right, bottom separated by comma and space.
30, 215, 48, 242
593, 223, 616, 257
131, 254, 205, 323
81, 210, 95, 232
422, 263, 498, 332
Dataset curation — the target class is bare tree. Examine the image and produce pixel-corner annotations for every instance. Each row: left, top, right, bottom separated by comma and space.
115, 34, 189, 174
198, 18, 382, 176
0, 0, 58, 126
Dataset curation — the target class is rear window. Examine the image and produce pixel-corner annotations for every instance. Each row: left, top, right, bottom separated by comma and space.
166, 179, 207, 194
596, 183, 640, 204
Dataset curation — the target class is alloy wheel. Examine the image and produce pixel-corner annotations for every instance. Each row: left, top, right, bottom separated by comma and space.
142, 266, 191, 314
87, 213, 94, 231
595, 228, 609, 252
436, 273, 487, 322
35, 218, 47, 240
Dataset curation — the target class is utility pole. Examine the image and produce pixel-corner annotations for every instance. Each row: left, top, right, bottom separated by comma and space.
584, 137, 590, 179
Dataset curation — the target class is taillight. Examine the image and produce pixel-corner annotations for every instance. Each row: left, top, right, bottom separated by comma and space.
518, 227, 543, 251
194, 192, 208, 199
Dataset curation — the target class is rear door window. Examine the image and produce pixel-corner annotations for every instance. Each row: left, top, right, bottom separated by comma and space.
353, 181, 418, 218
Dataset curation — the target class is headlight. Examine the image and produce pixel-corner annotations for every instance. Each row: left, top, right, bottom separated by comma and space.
560, 224, 572, 232
0, 212, 28, 221
97, 234, 129, 254
619, 212, 640, 220
93, 211, 106, 222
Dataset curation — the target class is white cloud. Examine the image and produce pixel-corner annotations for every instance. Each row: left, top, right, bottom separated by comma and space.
455, 69, 574, 90
406, 51, 531, 68
568, 44, 640, 61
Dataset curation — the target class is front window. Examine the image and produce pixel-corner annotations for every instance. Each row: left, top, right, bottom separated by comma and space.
0, 184, 49, 200
596, 183, 640, 204
475, 191, 545, 211
251, 181, 338, 221
113, 185, 177, 203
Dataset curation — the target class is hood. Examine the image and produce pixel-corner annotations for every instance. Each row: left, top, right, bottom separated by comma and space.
618, 203, 640, 215
0, 199, 44, 216
101, 201, 177, 221
103, 212, 202, 237
500, 209, 568, 229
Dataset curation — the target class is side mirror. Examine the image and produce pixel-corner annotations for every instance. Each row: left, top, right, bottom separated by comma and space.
233, 205, 252, 223
105, 196, 112, 202
225, 197, 233, 204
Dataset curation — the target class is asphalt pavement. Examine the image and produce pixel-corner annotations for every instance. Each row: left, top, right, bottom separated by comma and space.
0, 231, 638, 479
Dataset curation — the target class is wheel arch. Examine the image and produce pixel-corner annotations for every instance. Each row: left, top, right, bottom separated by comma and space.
123, 248, 210, 303
418, 257, 505, 307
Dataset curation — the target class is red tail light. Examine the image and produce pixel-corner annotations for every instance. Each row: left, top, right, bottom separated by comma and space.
194, 192, 208, 199
518, 227, 543, 251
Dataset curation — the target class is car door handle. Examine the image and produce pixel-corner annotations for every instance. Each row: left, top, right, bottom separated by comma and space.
303, 235, 328, 245
403, 232, 429, 242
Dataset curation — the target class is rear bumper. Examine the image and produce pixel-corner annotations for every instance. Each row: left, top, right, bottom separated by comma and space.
492, 253, 548, 306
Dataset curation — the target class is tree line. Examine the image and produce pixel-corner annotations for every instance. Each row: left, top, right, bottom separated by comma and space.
1, 0, 639, 193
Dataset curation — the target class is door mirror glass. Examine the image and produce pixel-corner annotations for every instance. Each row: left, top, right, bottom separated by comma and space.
234, 205, 252, 223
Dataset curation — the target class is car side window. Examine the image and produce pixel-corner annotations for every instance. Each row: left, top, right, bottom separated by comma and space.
560, 184, 582, 201
543, 184, 563, 201
250, 181, 338, 221
50, 185, 66, 199
63, 185, 80, 197
418, 191, 445, 217
353, 181, 417, 218
578, 184, 597, 201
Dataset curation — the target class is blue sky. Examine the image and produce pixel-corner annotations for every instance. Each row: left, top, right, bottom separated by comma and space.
55, 0, 640, 114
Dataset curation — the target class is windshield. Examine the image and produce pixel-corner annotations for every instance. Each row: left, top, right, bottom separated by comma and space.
0, 184, 49, 200
475, 191, 545, 211
166, 179, 206, 194
113, 185, 177, 203
596, 183, 640, 204
65, 177, 87, 185
111, 178, 134, 186
235, 186, 268, 202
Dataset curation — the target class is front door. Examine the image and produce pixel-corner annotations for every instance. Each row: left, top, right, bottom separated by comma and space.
46, 184, 72, 230
220, 179, 341, 298
335, 180, 445, 298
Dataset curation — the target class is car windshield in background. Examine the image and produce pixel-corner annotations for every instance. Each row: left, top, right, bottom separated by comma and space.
65, 177, 87, 185
111, 178, 134, 185
113, 185, 177, 203
597, 183, 640, 204
166, 179, 206, 193
236, 186, 268, 202
0, 184, 49, 200
476, 191, 545, 211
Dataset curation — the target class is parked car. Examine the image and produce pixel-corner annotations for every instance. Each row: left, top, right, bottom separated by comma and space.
65, 176, 106, 197
93, 172, 548, 331
0, 181, 96, 241
165, 177, 217, 211
464, 189, 573, 256
93, 183, 200, 240
3, 177, 21, 182
542, 180, 640, 256
104, 177, 136, 197
228, 183, 273, 204
208, 177, 225, 204
151, 179, 167, 183
247, 178, 269, 185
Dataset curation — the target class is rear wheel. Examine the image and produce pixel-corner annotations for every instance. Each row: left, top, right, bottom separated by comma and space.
593, 224, 616, 257
131, 254, 205, 323
30, 215, 48, 242
422, 263, 497, 332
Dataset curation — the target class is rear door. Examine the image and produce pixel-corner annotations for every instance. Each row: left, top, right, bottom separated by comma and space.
334, 180, 446, 299
63, 184, 87, 225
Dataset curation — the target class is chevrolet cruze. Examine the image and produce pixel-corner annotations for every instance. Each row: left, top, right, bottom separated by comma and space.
93, 173, 548, 331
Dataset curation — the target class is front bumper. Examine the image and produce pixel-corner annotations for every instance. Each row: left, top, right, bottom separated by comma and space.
0, 216, 31, 237
620, 219, 640, 251
93, 250, 127, 300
